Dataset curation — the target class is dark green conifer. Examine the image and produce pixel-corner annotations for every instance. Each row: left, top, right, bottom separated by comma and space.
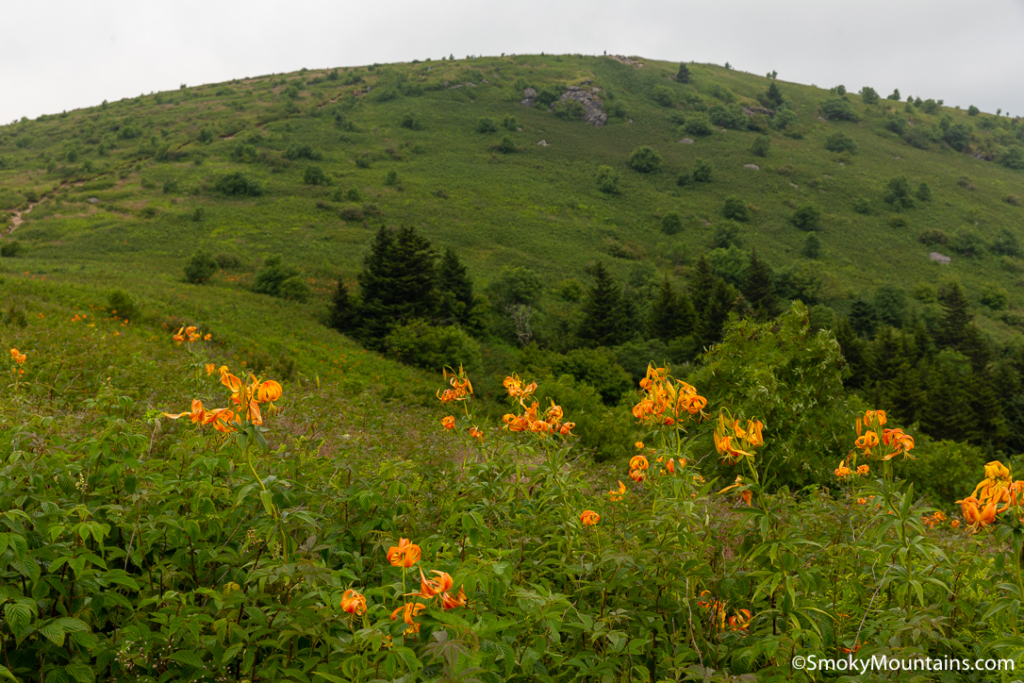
436, 247, 476, 329
849, 298, 876, 338
698, 280, 735, 350
743, 249, 779, 321
329, 280, 357, 333
935, 282, 972, 350
579, 262, 623, 347
832, 316, 868, 389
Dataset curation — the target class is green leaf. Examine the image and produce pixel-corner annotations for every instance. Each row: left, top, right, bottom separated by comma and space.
0, 665, 17, 682
64, 663, 95, 683
38, 621, 66, 646
312, 673, 348, 683
169, 650, 207, 669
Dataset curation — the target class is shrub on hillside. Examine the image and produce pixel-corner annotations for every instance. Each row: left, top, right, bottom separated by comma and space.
0, 240, 23, 258
497, 136, 516, 154
596, 165, 620, 194
722, 196, 751, 222
650, 86, 675, 107
476, 117, 498, 133
285, 144, 323, 161
860, 87, 880, 104
943, 123, 972, 152
820, 98, 859, 122
790, 204, 822, 231
107, 289, 138, 321
303, 166, 328, 185
661, 212, 683, 235
215, 172, 264, 197
278, 275, 312, 302
824, 132, 858, 154
252, 256, 300, 297
692, 158, 713, 182
884, 176, 915, 210
708, 103, 746, 130
627, 146, 662, 173
684, 113, 714, 137
917, 229, 948, 246
750, 135, 771, 157
184, 250, 217, 284
384, 320, 481, 372
400, 111, 423, 130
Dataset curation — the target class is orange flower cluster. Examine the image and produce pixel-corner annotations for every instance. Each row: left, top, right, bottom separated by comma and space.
713, 413, 764, 465
385, 538, 467, 634
834, 460, 870, 479
164, 366, 282, 432
173, 326, 202, 343
699, 591, 752, 632
436, 365, 473, 404
922, 511, 947, 528
9, 348, 27, 365
853, 410, 915, 462
631, 364, 707, 428
608, 481, 626, 502
501, 375, 574, 437
957, 461, 1024, 532
629, 453, 649, 483
580, 510, 600, 526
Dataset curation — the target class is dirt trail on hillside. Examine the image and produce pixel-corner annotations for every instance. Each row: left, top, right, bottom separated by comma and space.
7, 202, 37, 235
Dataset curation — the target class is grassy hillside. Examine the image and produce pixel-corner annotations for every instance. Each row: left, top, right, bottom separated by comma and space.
2, 54, 1023, 330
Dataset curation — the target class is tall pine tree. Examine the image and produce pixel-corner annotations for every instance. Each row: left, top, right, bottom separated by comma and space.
935, 282, 972, 351
579, 262, 623, 347
436, 247, 477, 329
743, 249, 779, 321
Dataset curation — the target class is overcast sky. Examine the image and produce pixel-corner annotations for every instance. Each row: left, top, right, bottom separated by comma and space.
4, 0, 1024, 124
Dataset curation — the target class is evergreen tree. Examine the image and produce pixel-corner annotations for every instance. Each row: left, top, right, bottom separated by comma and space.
689, 256, 717, 315
436, 247, 476, 329
355, 226, 438, 346
579, 262, 623, 347
765, 82, 784, 108
617, 287, 644, 342
329, 281, 356, 333
698, 280, 734, 350
743, 249, 779, 321
848, 298, 877, 338
676, 63, 691, 83
649, 277, 697, 342
935, 282, 972, 350
833, 316, 868, 389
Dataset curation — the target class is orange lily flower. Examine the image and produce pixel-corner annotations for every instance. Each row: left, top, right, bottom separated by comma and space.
205, 363, 216, 375
164, 398, 207, 424
855, 432, 879, 451
863, 409, 887, 427
635, 441, 644, 450
441, 586, 468, 610
468, 427, 483, 440
580, 510, 600, 526
390, 602, 427, 634
608, 481, 626, 502
258, 380, 282, 404
340, 589, 367, 615
728, 609, 752, 631
834, 460, 853, 478
629, 468, 646, 483
665, 458, 676, 475
881, 428, 915, 459
857, 464, 870, 476
629, 455, 649, 471
441, 415, 455, 430
387, 538, 421, 568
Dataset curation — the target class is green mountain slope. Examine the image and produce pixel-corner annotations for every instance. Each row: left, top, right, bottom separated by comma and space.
2, 54, 1023, 332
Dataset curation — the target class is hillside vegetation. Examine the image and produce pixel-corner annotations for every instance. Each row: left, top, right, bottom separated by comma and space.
2, 54, 1024, 681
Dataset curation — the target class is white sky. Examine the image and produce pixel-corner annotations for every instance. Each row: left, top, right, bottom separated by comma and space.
3, 0, 1024, 123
